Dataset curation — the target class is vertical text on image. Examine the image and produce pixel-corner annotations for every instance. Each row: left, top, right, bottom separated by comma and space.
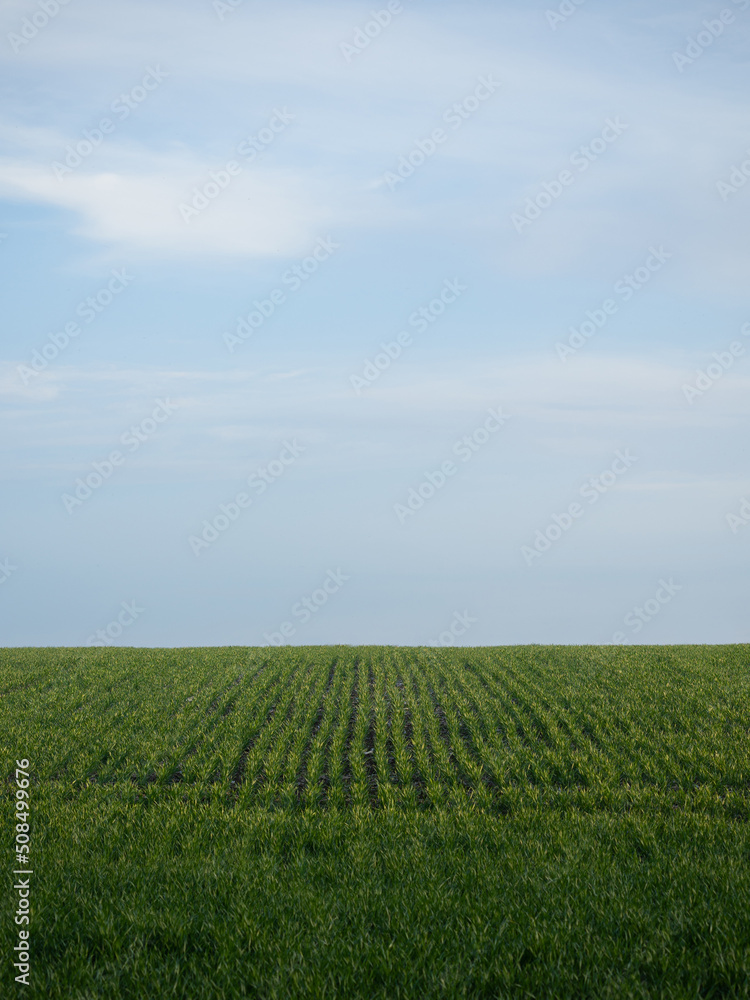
12, 758, 33, 986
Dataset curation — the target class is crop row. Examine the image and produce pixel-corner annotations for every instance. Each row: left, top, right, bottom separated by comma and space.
1, 645, 748, 808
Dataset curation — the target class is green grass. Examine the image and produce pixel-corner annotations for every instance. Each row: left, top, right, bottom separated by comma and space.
2, 645, 749, 998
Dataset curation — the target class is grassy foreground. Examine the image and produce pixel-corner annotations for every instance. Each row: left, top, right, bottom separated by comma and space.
2, 645, 749, 998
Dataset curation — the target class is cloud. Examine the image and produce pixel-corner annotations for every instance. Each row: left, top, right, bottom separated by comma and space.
354, 353, 750, 429
2, 0, 748, 281
4, 353, 748, 466
0, 150, 338, 256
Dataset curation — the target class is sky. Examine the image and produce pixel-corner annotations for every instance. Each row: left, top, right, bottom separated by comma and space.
1, 0, 748, 648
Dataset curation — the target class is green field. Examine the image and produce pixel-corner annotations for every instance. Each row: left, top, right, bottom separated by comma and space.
2, 645, 750, 998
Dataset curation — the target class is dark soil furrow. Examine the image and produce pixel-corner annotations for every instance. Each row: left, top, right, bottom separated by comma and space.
294, 656, 338, 799
364, 658, 378, 807
229, 695, 282, 793
381, 668, 399, 789
341, 657, 360, 805
397, 673, 427, 802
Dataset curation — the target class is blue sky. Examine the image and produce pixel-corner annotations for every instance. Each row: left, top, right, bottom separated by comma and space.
1, 0, 748, 647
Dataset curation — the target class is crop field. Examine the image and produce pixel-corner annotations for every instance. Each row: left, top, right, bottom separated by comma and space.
2, 645, 750, 999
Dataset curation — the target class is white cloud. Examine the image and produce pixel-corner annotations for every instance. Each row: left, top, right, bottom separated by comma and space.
0, 152, 337, 257
4, 352, 749, 445
357, 353, 750, 428
2, 0, 748, 281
